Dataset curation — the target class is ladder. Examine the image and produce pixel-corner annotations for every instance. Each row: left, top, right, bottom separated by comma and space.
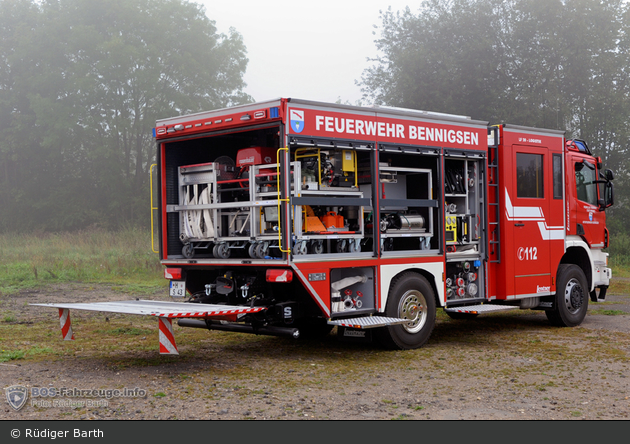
487, 128, 501, 263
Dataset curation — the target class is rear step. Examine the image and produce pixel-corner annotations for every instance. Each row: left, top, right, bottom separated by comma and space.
330, 305, 517, 329
444, 304, 517, 314
327, 316, 409, 329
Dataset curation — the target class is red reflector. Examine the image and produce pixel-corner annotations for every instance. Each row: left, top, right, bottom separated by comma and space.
266, 269, 293, 283
164, 268, 183, 280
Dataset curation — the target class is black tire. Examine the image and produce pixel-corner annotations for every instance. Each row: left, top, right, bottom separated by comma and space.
213, 243, 230, 259
546, 264, 588, 327
311, 240, 324, 255
375, 272, 436, 350
182, 244, 194, 259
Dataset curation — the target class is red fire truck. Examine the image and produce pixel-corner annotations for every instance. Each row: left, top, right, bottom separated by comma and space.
35, 98, 614, 353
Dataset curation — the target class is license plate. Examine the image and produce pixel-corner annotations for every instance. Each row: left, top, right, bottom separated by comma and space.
169, 281, 186, 297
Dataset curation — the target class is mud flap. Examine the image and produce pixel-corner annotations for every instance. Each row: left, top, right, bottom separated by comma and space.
590, 286, 608, 303
337, 326, 373, 344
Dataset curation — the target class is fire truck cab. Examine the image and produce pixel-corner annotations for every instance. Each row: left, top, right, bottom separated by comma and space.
488, 125, 613, 328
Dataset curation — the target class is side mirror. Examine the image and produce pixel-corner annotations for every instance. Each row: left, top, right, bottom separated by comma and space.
605, 181, 614, 207
599, 181, 614, 210
605, 169, 614, 181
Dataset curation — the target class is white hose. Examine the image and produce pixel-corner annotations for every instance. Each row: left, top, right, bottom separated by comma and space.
198, 186, 214, 238
182, 185, 213, 240
331, 275, 367, 291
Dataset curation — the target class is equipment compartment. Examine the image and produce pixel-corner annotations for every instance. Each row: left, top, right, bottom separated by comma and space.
163, 125, 283, 260
290, 143, 370, 257
374, 148, 440, 255
330, 267, 376, 316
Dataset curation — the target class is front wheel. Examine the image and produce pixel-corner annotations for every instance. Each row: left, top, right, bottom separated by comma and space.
546, 264, 588, 327
375, 272, 436, 350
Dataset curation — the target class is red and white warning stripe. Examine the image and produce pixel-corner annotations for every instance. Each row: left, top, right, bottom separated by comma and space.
158, 317, 178, 355
58, 308, 74, 341
154, 306, 266, 318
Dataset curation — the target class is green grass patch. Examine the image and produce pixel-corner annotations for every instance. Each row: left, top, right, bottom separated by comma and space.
0, 349, 26, 362
27, 346, 56, 357
0, 227, 164, 295
590, 309, 626, 316
103, 327, 153, 336
607, 276, 630, 295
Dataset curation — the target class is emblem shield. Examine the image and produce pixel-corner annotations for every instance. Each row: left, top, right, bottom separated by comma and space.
5, 385, 28, 411
290, 109, 304, 133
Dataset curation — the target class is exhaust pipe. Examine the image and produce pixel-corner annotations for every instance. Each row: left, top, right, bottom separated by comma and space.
177, 318, 300, 339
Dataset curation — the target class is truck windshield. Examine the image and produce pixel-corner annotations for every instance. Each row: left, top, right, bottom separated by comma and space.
575, 161, 598, 205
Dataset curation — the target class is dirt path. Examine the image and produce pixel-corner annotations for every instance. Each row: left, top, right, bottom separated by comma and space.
1, 282, 629, 420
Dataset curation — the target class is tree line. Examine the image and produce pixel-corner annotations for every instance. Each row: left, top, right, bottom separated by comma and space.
0, 0, 251, 231
1, 0, 628, 237
360, 0, 629, 235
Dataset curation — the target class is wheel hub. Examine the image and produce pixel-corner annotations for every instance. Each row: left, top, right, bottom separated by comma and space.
398, 290, 427, 334
564, 279, 584, 314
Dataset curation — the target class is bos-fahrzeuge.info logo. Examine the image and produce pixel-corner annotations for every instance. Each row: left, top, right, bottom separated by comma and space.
5, 385, 147, 411
5, 385, 28, 411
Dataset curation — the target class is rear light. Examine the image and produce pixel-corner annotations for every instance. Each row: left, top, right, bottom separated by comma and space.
266, 269, 293, 283
164, 268, 183, 280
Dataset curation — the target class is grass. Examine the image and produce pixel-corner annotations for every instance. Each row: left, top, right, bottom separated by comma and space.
0, 349, 26, 362
590, 309, 626, 316
0, 227, 164, 296
2, 309, 626, 419
1, 232, 627, 420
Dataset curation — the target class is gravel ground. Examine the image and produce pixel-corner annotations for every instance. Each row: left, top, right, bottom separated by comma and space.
1, 281, 629, 421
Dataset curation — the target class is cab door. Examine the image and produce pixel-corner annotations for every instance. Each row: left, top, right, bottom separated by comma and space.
508, 146, 552, 296
570, 155, 606, 248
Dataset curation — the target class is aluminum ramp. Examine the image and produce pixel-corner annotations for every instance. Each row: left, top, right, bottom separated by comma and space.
444, 304, 517, 314
31, 300, 267, 355
327, 316, 409, 329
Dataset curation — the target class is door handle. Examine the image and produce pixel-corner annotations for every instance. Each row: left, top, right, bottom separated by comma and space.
514, 223, 525, 227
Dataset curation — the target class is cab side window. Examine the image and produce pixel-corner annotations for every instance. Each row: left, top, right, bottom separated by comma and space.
553, 154, 563, 199
575, 161, 598, 205
517, 153, 544, 198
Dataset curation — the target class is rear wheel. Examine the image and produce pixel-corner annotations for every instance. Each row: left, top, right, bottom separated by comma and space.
546, 264, 588, 327
376, 272, 436, 350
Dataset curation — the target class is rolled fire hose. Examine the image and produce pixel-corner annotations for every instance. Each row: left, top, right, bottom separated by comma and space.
183, 185, 214, 240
